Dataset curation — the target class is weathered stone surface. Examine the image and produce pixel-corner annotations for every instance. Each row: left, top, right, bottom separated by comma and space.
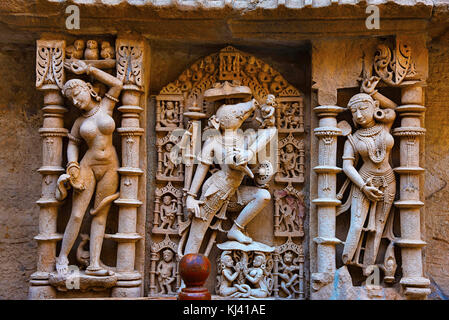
0, 0, 439, 45
0, 46, 42, 299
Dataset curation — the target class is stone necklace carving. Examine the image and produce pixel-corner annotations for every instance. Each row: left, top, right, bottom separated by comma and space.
354, 124, 386, 164
82, 104, 100, 118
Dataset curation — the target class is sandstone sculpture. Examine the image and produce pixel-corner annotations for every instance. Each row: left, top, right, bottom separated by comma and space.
55, 59, 123, 277
156, 249, 177, 295
180, 82, 277, 255
216, 249, 274, 299
338, 77, 397, 275
149, 236, 180, 296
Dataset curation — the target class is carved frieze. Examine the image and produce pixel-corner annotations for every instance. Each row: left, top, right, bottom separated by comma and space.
277, 87, 305, 133
153, 183, 184, 235
276, 133, 305, 184
273, 238, 305, 299
149, 235, 180, 296
274, 184, 305, 238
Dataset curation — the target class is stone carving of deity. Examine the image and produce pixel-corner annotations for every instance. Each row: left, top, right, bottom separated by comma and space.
279, 199, 300, 233
277, 251, 301, 299
55, 59, 123, 277
216, 250, 272, 299
156, 249, 177, 295
217, 251, 242, 298
339, 77, 397, 274
256, 94, 276, 129
280, 143, 299, 178
181, 84, 277, 255
274, 186, 304, 238
162, 142, 178, 177
159, 195, 177, 231
162, 101, 178, 127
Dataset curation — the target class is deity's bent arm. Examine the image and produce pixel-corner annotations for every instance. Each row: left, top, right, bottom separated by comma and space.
67, 118, 83, 164
342, 141, 366, 189
86, 64, 123, 114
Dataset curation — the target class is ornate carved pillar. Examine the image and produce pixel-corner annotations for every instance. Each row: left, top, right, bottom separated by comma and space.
29, 40, 67, 299
109, 38, 145, 297
149, 252, 158, 296
311, 105, 344, 292
393, 85, 430, 299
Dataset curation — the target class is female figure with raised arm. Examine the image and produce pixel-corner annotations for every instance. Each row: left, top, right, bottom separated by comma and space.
55, 59, 123, 276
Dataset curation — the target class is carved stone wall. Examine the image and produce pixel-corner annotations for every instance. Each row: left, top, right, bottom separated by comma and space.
0, 2, 447, 300
147, 45, 309, 298
425, 30, 449, 299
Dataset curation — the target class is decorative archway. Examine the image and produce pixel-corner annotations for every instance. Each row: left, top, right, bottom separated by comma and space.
150, 46, 307, 299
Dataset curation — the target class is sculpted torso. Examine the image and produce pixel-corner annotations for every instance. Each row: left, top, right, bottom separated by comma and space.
349, 124, 394, 173
74, 107, 117, 164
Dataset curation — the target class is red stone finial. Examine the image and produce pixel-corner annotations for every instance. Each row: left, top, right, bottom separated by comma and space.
178, 253, 211, 300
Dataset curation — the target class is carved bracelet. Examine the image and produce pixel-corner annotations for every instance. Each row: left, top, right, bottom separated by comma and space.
361, 182, 368, 193
187, 191, 197, 198
67, 133, 82, 145
85, 64, 93, 76
105, 93, 119, 103
67, 161, 80, 171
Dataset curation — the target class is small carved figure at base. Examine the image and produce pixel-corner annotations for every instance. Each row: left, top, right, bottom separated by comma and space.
277, 251, 300, 299
156, 249, 177, 295
159, 195, 177, 231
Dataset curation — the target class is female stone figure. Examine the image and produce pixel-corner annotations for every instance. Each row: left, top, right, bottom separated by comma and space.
240, 252, 270, 298
341, 87, 396, 272
55, 59, 123, 276
217, 251, 241, 297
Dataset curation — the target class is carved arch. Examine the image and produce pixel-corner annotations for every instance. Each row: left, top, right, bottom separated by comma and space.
159, 46, 303, 106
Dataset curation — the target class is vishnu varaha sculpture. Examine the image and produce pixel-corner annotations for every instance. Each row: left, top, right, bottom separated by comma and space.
180, 84, 277, 255
55, 59, 123, 276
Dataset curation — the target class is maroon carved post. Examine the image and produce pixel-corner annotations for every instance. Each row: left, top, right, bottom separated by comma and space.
178, 253, 211, 300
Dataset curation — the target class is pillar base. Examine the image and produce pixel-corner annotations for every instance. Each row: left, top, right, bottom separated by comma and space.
400, 276, 430, 299
28, 285, 56, 300
111, 285, 141, 298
